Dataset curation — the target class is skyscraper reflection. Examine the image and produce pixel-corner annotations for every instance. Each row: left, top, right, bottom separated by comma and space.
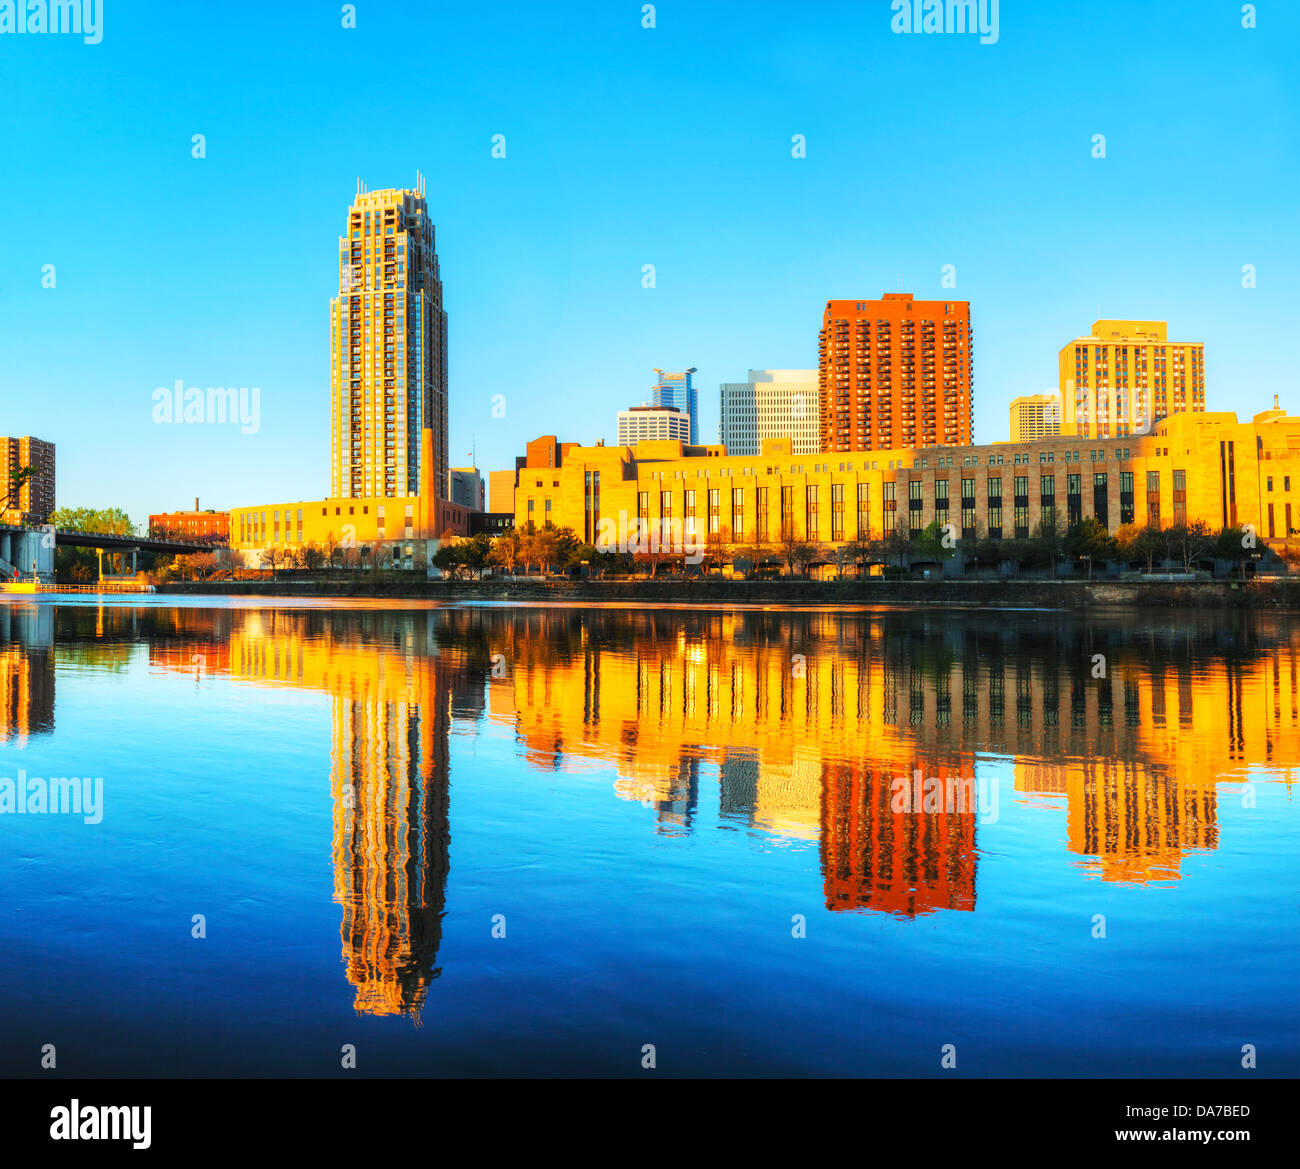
218, 612, 483, 1022
0, 604, 53, 742
4, 601, 1293, 1009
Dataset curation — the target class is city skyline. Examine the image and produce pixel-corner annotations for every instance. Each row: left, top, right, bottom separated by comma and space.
4, 0, 1298, 1119
1, 2, 1295, 524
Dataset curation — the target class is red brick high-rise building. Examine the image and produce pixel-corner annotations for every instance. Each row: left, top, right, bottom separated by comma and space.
819, 294, 973, 453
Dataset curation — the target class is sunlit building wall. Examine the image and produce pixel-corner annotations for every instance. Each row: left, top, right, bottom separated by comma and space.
331, 182, 448, 500
512, 407, 1300, 553
819, 294, 974, 452
1059, 319, 1205, 438
719, 370, 821, 456
1008, 393, 1061, 442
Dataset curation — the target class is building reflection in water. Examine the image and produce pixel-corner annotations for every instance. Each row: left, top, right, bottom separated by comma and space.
216, 611, 486, 1023
484, 607, 1298, 909
0, 604, 54, 743
144, 608, 482, 1024
3, 602, 1296, 1011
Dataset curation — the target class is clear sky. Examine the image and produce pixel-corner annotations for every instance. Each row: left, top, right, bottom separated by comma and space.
1, 0, 1296, 524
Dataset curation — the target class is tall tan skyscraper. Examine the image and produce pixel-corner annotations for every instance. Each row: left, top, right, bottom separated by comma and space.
331, 179, 448, 500
819, 294, 973, 453
1058, 319, 1204, 438
1008, 394, 1061, 442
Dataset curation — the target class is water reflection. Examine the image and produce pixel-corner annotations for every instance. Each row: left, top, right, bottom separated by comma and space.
221, 612, 480, 1023
3, 601, 1297, 1019
0, 605, 53, 741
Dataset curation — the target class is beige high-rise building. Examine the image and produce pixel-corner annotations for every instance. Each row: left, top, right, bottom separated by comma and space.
0, 436, 55, 525
1059, 320, 1204, 438
331, 179, 448, 501
618, 406, 691, 446
1009, 394, 1061, 443
719, 369, 821, 456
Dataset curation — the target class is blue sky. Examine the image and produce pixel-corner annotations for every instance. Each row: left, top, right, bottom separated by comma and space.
1, 0, 1296, 523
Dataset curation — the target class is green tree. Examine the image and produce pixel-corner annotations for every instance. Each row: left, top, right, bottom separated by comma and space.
1116, 521, 1164, 573
516, 522, 540, 574
1001, 538, 1038, 573
432, 543, 467, 578
912, 519, 955, 566
568, 542, 602, 576
533, 524, 560, 574
546, 523, 580, 573
459, 533, 494, 579
1, 465, 34, 516
1063, 517, 1116, 578
300, 542, 326, 571
1213, 524, 1252, 578
1163, 520, 1215, 573
488, 529, 521, 575
49, 506, 137, 536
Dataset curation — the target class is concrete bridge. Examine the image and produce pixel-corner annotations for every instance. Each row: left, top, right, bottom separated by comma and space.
0, 524, 213, 582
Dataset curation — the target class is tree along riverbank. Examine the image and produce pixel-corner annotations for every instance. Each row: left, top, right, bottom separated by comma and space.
156, 575, 1300, 609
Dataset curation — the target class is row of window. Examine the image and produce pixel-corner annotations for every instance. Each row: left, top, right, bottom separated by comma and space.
547, 468, 1189, 541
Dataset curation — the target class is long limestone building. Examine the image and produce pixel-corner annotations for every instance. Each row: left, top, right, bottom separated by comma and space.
505, 407, 1300, 557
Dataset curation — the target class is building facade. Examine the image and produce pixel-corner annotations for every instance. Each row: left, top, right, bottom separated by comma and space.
488, 469, 516, 514
1009, 394, 1062, 443
148, 503, 229, 543
819, 294, 974, 454
231, 428, 469, 569
649, 368, 698, 445
510, 408, 1299, 557
1058, 319, 1205, 438
448, 466, 485, 511
0, 436, 55, 525
618, 406, 691, 446
330, 180, 448, 501
228, 493, 470, 570
489, 434, 578, 515
719, 369, 821, 456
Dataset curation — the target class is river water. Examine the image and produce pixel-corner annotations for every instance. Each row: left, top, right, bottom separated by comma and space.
0, 598, 1295, 1076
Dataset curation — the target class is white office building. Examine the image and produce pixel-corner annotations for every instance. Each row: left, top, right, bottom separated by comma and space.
617, 405, 691, 446
719, 369, 821, 456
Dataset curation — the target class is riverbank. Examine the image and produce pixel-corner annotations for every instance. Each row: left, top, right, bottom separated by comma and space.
156, 576, 1300, 608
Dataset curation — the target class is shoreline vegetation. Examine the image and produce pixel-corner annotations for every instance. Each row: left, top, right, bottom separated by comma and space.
154, 575, 1300, 609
